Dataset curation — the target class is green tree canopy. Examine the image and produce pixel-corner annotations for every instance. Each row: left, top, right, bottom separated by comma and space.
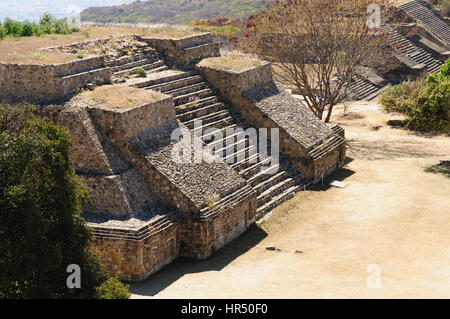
0, 105, 129, 299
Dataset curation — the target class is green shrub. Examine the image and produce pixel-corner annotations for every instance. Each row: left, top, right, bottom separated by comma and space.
412, 78, 449, 132
136, 67, 147, 77
21, 21, 34, 37
39, 12, 56, 25
96, 276, 131, 299
3, 17, 23, 37
0, 23, 5, 39
380, 59, 450, 133
0, 14, 79, 40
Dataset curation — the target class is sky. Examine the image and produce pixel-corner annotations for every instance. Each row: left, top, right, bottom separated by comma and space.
0, 0, 136, 22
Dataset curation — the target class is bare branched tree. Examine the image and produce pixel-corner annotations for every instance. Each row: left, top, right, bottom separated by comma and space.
242, 0, 393, 122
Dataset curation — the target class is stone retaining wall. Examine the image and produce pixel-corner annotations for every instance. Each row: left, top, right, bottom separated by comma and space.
88, 96, 176, 141
180, 187, 257, 259
139, 33, 220, 67
0, 56, 111, 104
89, 214, 180, 282
196, 61, 344, 180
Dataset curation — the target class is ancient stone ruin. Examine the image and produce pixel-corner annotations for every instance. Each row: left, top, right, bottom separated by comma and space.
0, 32, 346, 281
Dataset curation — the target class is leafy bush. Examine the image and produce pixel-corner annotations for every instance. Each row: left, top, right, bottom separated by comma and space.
380, 60, 450, 133
3, 17, 23, 37
0, 23, 4, 40
0, 105, 130, 299
39, 12, 56, 25
96, 276, 131, 299
0, 13, 79, 40
136, 67, 147, 77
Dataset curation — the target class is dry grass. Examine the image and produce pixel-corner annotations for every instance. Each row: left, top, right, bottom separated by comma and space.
80, 85, 165, 109
199, 54, 264, 72
1, 51, 79, 65
0, 25, 201, 64
138, 25, 202, 39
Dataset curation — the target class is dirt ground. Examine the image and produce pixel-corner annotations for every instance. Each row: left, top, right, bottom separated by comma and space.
130, 100, 450, 299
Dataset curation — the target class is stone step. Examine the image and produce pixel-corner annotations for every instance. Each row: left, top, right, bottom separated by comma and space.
136, 71, 197, 88
257, 176, 297, 204
384, 26, 443, 76
399, 0, 450, 43
253, 170, 287, 194
110, 59, 149, 73
192, 116, 235, 135
248, 164, 281, 186
164, 82, 210, 98
232, 153, 261, 172
256, 185, 301, 217
202, 124, 240, 144
213, 137, 250, 157
174, 88, 216, 106
239, 156, 274, 179
105, 52, 153, 67
176, 96, 221, 114
177, 102, 226, 122
184, 110, 231, 129
222, 145, 258, 165
147, 75, 204, 92
206, 128, 249, 150
115, 61, 167, 77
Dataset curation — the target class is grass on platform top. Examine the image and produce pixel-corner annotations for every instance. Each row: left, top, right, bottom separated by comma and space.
199, 54, 265, 72
80, 85, 165, 109
0, 25, 201, 64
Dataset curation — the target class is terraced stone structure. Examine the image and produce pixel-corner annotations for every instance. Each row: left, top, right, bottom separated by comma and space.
1, 32, 345, 281
346, 0, 450, 101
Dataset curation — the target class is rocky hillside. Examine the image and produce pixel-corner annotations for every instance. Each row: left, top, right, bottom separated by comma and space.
81, 0, 271, 25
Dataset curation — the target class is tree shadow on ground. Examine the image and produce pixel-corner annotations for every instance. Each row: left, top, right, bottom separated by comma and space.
128, 224, 268, 297
307, 157, 356, 192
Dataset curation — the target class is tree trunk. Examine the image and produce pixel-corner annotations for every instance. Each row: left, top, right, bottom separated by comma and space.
325, 104, 334, 123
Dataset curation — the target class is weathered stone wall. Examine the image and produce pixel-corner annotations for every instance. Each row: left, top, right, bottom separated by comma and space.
139, 33, 220, 67
196, 62, 344, 180
44, 107, 113, 175
81, 169, 161, 217
88, 96, 176, 141
89, 213, 180, 281
311, 144, 347, 182
180, 185, 257, 259
0, 57, 111, 104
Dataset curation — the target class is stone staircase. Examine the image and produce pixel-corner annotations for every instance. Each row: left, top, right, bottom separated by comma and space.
347, 77, 382, 100
133, 69, 305, 217
385, 26, 443, 74
105, 49, 168, 79
399, 0, 450, 44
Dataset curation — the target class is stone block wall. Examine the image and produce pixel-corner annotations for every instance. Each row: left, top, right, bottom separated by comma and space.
180, 185, 257, 259
88, 96, 176, 141
139, 33, 220, 67
0, 56, 111, 104
196, 61, 344, 181
89, 214, 180, 282
44, 107, 113, 175
312, 144, 347, 182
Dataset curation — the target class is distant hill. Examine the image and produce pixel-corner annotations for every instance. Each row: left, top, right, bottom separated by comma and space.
80, 0, 271, 25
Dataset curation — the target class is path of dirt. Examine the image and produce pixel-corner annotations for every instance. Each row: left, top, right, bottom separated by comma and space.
130, 101, 450, 299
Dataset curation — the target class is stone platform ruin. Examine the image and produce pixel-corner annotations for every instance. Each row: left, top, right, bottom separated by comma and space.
1, 32, 346, 281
